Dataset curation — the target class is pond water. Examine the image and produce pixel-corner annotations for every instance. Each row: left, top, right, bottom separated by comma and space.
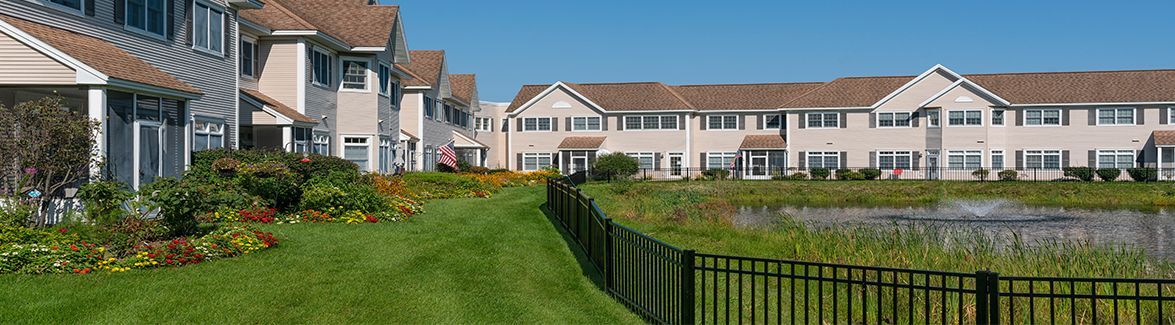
733, 199, 1175, 261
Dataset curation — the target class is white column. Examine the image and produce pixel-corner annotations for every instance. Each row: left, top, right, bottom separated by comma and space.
281, 126, 293, 152
87, 87, 106, 179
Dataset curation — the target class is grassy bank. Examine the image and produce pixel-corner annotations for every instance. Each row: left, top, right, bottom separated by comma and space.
0, 187, 639, 324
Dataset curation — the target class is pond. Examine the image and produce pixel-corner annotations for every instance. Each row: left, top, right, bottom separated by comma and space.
733, 199, 1175, 261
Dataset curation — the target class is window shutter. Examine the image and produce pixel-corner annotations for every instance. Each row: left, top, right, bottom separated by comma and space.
1062, 108, 1070, 126
1014, 109, 1023, 126
516, 153, 523, 170
1015, 150, 1024, 169
1062, 150, 1071, 168
868, 112, 876, 128
1162, 109, 1169, 125
616, 116, 624, 131
869, 151, 876, 168
756, 115, 763, 130
699, 116, 707, 130
601, 116, 609, 131
798, 113, 806, 129
1088, 108, 1097, 125
166, 0, 176, 40
182, 0, 193, 45
654, 153, 662, 171
678, 115, 685, 130
839, 152, 847, 168
738, 115, 745, 130
1088, 150, 1096, 167
114, 0, 126, 24
515, 118, 522, 132
910, 111, 920, 127
223, 11, 232, 56
565, 117, 571, 131
85, 0, 96, 16
797, 152, 806, 169
840, 112, 848, 128
1136, 108, 1145, 125
912, 151, 921, 170
550, 117, 558, 131
699, 153, 706, 169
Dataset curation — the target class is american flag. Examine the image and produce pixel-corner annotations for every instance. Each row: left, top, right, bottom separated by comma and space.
438, 140, 459, 171
729, 152, 742, 171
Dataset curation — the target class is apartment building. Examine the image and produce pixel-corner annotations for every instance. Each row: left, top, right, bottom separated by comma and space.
396, 50, 485, 171
237, 0, 408, 173
473, 101, 509, 169
0, 0, 259, 188
505, 65, 1175, 180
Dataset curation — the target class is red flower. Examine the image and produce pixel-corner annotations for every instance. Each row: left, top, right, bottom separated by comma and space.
58, 228, 68, 233
300, 157, 312, 163
70, 245, 78, 251
365, 215, 378, 223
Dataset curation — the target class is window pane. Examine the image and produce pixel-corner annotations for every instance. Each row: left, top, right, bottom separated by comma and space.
723, 116, 737, 129
991, 110, 1004, 125
147, 0, 165, 34
823, 113, 839, 128
625, 116, 641, 129
127, 0, 145, 29
643, 116, 658, 129
1117, 109, 1134, 124
343, 61, 367, 89
193, 4, 208, 47
807, 114, 821, 127
948, 111, 964, 125
661, 116, 676, 129
965, 111, 981, 125
208, 9, 222, 52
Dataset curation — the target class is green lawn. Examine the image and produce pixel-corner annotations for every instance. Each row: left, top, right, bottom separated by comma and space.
0, 187, 639, 324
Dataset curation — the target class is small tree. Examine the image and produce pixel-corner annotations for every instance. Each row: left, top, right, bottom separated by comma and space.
972, 169, 991, 181
0, 96, 100, 226
1095, 168, 1120, 182
592, 153, 639, 180
998, 170, 1019, 181
1063, 167, 1095, 181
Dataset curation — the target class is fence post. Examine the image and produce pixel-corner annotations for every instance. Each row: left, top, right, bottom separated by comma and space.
976, 270, 990, 324
987, 271, 1000, 325
680, 249, 696, 325
604, 218, 614, 292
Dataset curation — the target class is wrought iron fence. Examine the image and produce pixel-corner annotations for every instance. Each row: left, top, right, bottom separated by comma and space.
585, 166, 1173, 182
546, 177, 1175, 324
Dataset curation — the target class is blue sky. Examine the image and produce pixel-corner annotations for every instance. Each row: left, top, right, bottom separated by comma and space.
381, 0, 1175, 103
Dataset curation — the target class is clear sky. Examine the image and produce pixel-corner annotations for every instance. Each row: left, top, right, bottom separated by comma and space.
381, 0, 1175, 103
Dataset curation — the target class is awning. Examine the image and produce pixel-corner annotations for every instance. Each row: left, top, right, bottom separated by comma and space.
1155, 130, 1175, 146
558, 136, 607, 150
451, 131, 487, 148
400, 130, 420, 142
240, 88, 318, 126
739, 134, 787, 150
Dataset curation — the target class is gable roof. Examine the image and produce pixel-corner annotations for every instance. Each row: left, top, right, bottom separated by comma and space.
673, 82, 825, 110
242, 0, 399, 47
450, 74, 477, 104
739, 134, 787, 150
397, 50, 444, 87
240, 88, 318, 123
0, 14, 201, 95
1154, 131, 1175, 146
558, 136, 607, 149
966, 69, 1175, 105
780, 76, 914, 108
507, 82, 695, 113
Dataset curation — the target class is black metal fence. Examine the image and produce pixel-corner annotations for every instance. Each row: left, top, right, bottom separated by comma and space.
586, 166, 1173, 182
547, 177, 1175, 324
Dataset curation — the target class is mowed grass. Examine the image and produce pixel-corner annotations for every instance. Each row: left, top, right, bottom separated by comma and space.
0, 186, 640, 324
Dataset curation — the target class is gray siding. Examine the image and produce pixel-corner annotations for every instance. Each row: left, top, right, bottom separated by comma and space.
0, 0, 240, 145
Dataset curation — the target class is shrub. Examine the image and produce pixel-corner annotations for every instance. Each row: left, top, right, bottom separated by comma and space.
467, 166, 491, 174
1062, 167, 1095, 181
834, 169, 852, 179
971, 169, 991, 181
809, 168, 831, 180
702, 169, 730, 180
1127, 168, 1157, 182
859, 168, 881, 180
211, 157, 240, 175
98, 218, 168, 256
835, 169, 864, 180
1096, 168, 1121, 181
140, 178, 212, 237
788, 172, 809, 180
998, 170, 1018, 181
76, 180, 134, 225
0, 199, 35, 228
401, 172, 492, 199
236, 162, 301, 211
593, 153, 640, 179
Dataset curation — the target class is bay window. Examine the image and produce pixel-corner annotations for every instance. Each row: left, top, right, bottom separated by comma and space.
342, 60, 369, 90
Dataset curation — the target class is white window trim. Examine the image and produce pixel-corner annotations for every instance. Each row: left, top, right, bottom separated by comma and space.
1168, 107, 1175, 125
521, 116, 553, 132
805, 112, 840, 129
192, 116, 226, 150
805, 151, 841, 169
570, 116, 602, 132
1023, 149, 1064, 170
990, 109, 1006, 127
191, 0, 225, 56
522, 152, 553, 171
123, 0, 168, 40
1095, 107, 1137, 126
945, 149, 985, 169
239, 35, 258, 79
1022, 108, 1063, 127
706, 151, 738, 170
946, 109, 984, 127
342, 135, 373, 171
377, 62, 392, 97
762, 114, 784, 129
926, 109, 941, 128
874, 150, 913, 170
33, 0, 85, 16
312, 132, 331, 155
310, 47, 334, 88
626, 152, 656, 169
623, 115, 679, 131
990, 149, 1005, 169
339, 57, 372, 93
875, 111, 912, 128
706, 115, 739, 131
1096, 149, 1136, 168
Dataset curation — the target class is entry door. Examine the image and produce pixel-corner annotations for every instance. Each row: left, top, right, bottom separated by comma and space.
925, 151, 939, 180
569, 151, 588, 173
136, 122, 163, 188
746, 151, 770, 179
668, 153, 683, 177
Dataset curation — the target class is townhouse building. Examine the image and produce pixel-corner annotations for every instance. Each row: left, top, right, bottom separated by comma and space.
396, 50, 485, 171
237, 0, 408, 173
505, 65, 1175, 180
0, 0, 259, 189
472, 101, 509, 169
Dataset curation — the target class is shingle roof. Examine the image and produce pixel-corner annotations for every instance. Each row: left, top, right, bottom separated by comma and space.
780, 76, 914, 108
1155, 131, 1175, 146
0, 14, 201, 95
673, 83, 825, 110
506, 84, 548, 113
242, 0, 399, 47
966, 70, 1175, 104
506, 82, 695, 113
739, 134, 787, 150
450, 74, 477, 104
240, 88, 318, 123
558, 136, 607, 149
397, 50, 445, 87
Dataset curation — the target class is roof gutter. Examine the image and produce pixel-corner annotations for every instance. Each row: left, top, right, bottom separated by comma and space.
272, 30, 350, 51
1009, 101, 1175, 107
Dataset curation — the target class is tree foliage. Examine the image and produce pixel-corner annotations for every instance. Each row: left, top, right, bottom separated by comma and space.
592, 153, 640, 180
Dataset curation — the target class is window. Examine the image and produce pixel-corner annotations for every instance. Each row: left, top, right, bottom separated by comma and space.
389, 80, 399, 106
423, 96, 434, 119
706, 152, 737, 170
991, 150, 1005, 170
292, 127, 310, 153
522, 117, 552, 131
947, 150, 983, 169
475, 117, 492, 132
443, 104, 453, 123
342, 60, 368, 90
378, 138, 392, 174
1169, 107, 1175, 125
806, 152, 840, 169
877, 112, 911, 128
343, 137, 370, 171
191, 1, 223, 53
312, 133, 330, 154
707, 115, 738, 130
423, 146, 433, 171
927, 109, 940, 127
991, 109, 1005, 126
523, 153, 553, 171
626, 152, 655, 169
240, 39, 256, 77
434, 99, 442, 121
378, 64, 391, 96
1025, 150, 1062, 169
572, 116, 601, 131
806, 112, 839, 128
46, 0, 83, 11
1097, 150, 1135, 169
764, 114, 783, 129
311, 49, 332, 86
126, 0, 166, 37
623, 115, 678, 130
1025, 109, 1061, 126
192, 119, 225, 151
948, 110, 982, 126
1097, 108, 1135, 125
876, 151, 912, 170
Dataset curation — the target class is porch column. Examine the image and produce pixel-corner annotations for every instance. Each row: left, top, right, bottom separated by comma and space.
476, 149, 483, 167
87, 87, 106, 178
281, 126, 293, 152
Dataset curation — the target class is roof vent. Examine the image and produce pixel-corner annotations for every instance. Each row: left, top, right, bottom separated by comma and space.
552, 101, 572, 109
954, 96, 974, 103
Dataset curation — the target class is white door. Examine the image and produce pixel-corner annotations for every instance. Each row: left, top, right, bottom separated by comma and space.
745, 151, 770, 179
668, 153, 683, 177
135, 122, 163, 189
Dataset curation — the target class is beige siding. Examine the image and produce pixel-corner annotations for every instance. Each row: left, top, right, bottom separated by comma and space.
0, 32, 75, 85
876, 70, 956, 111
256, 40, 299, 109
